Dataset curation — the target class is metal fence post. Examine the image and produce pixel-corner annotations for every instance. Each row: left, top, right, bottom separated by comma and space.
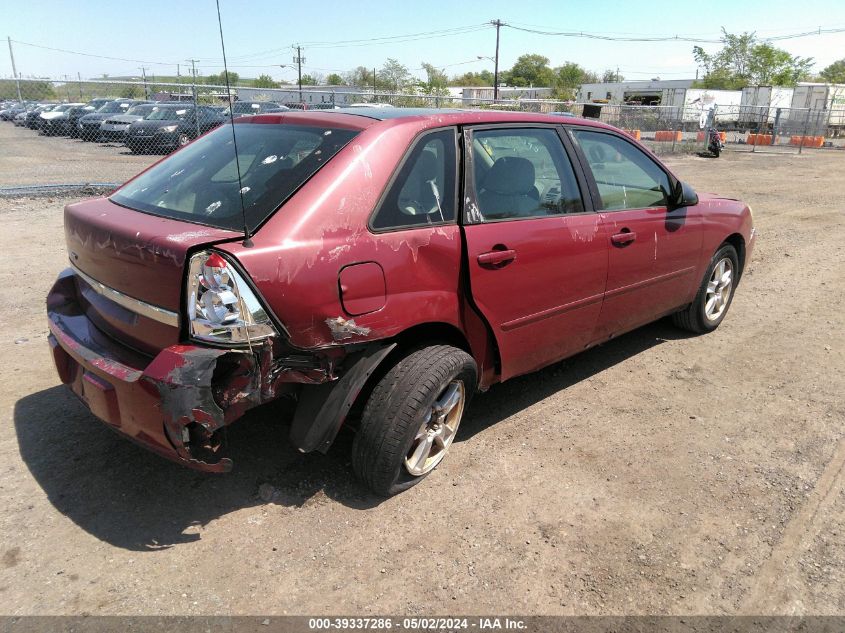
799, 109, 809, 155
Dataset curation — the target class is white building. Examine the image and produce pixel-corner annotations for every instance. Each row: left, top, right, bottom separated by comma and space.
461, 86, 555, 103
577, 79, 695, 105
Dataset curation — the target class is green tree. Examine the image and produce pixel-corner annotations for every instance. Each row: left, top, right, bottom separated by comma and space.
253, 74, 278, 88
449, 70, 494, 87
820, 59, 845, 83
345, 66, 376, 88
601, 69, 622, 83
419, 62, 448, 95
553, 62, 598, 99
378, 58, 411, 91
693, 29, 813, 88
300, 74, 320, 86
326, 73, 344, 85
205, 70, 240, 86
504, 54, 555, 87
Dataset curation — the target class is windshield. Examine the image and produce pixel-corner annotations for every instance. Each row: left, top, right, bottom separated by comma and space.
146, 107, 189, 121
127, 104, 155, 116
52, 105, 71, 112
98, 101, 131, 114
111, 122, 360, 232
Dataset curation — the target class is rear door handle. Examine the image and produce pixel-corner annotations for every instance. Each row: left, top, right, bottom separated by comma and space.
477, 249, 517, 267
611, 231, 636, 246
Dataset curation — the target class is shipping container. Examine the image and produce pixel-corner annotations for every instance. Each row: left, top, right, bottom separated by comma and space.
660, 88, 742, 128
738, 86, 794, 129
790, 83, 845, 135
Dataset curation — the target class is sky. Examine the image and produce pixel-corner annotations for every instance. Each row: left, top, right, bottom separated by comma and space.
3, 0, 845, 83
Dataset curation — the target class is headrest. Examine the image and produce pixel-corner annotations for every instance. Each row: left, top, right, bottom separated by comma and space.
482, 157, 535, 195
414, 149, 438, 182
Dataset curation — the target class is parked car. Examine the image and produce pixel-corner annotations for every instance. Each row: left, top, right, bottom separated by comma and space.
13, 110, 31, 126
77, 99, 146, 140
3, 101, 35, 121
40, 103, 87, 135
0, 102, 28, 120
47, 109, 755, 495
99, 103, 157, 141
223, 101, 283, 117
66, 99, 114, 137
25, 104, 57, 129
124, 104, 225, 153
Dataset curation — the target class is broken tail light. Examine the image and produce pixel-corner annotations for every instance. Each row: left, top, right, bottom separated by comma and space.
186, 250, 278, 346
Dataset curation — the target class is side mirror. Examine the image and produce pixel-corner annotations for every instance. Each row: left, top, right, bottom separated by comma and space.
672, 181, 699, 208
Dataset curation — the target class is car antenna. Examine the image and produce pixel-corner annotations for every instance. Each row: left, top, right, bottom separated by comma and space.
214, 0, 252, 247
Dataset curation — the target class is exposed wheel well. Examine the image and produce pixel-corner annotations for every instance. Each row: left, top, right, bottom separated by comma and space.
723, 233, 746, 281
344, 323, 475, 428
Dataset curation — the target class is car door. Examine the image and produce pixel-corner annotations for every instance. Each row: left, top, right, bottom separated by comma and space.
462, 125, 608, 381
568, 128, 703, 340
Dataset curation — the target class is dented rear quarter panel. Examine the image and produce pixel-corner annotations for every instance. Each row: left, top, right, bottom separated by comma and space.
221, 118, 468, 352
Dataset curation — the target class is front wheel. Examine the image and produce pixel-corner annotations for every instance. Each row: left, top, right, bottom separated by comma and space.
352, 345, 477, 496
672, 244, 739, 333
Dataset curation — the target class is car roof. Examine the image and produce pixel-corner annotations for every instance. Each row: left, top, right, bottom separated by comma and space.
250, 107, 613, 132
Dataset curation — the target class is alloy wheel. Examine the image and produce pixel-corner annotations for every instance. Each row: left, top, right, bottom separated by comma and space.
705, 257, 733, 321
404, 380, 465, 476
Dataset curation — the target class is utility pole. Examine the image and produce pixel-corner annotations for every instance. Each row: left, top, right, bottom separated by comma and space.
138, 66, 149, 99
491, 19, 503, 101
187, 59, 200, 136
293, 45, 305, 104
373, 66, 377, 97
77, 71, 83, 98
62, 74, 70, 100
7, 37, 22, 102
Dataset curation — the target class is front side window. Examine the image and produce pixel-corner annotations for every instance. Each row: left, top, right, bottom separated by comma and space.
469, 127, 583, 222
571, 130, 672, 211
111, 122, 359, 232
370, 129, 456, 231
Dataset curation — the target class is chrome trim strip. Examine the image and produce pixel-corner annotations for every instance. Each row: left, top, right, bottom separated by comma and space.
71, 263, 180, 328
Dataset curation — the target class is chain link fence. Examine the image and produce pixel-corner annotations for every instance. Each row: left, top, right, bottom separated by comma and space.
2, 78, 844, 187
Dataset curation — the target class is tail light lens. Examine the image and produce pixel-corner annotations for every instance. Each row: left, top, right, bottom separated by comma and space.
186, 250, 278, 345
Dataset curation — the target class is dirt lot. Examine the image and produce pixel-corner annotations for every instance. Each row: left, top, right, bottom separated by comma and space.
0, 122, 843, 616
0, 119, 154, 187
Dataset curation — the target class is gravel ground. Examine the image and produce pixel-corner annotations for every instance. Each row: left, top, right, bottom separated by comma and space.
0, 126, 843, 616
0, 119, 154, 187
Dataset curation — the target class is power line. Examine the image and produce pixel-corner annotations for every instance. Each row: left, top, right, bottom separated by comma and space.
502, 23, 845, 43
9, 39, 178, 66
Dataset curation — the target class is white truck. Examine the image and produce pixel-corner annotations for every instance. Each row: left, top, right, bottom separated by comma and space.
790, 83, 845, 136
738, 86, 794, 130
660, 88, 742, 129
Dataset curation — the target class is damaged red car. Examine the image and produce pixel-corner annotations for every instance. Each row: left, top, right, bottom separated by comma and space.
47, 108, 755, 496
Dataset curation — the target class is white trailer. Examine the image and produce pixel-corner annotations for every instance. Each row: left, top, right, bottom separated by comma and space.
738, 86, 794, 129
660, 88, 741, 128
790, 83, 845, 134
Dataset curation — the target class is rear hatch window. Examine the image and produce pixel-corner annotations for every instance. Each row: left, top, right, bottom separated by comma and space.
110, 122, 359, 232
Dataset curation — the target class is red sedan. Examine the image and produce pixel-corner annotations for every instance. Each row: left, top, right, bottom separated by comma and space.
47, 108, 755, 495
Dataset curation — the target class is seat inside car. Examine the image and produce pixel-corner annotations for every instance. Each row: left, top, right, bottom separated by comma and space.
477, 156, 539, 219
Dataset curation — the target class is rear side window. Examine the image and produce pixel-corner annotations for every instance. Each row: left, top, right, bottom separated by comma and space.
111, 122, 359, 232
370, 129, 456, 231
571, 130, 671, 210
469, 127, 583, 222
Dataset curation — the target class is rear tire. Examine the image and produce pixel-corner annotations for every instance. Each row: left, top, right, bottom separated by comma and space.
672, 244, 739, 334
352, 345, 477, 497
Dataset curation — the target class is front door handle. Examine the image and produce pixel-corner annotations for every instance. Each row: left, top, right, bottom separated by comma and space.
611, 230, 637, 246
477, 249, 517, 268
